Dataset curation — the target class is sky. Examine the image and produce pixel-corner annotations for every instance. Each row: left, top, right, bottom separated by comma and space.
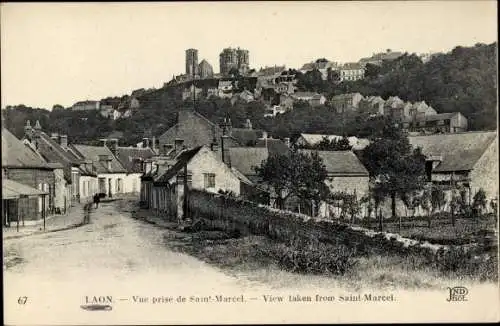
1, 1, 497, 110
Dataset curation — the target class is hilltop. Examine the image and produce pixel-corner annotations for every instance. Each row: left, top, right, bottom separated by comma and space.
2, 42, 497, 146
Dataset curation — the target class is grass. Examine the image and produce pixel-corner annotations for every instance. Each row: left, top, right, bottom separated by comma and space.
122, 201, 498, 290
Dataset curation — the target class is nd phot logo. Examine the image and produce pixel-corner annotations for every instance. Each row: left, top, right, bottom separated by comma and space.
446, 286, 468, 302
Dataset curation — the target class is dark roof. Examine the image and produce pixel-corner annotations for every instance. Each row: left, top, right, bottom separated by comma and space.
115, 147, 156, 173
409, 131, 497, 172
28, 132, 82, 182
231, 128, 263, 146
2, 128, 53, 169
3, 179, 48, 199
228, 147, 269, 176
255, 138, 291, 157
405, 112, 461, 123
155, 146, 203, 184
300, 150, 369, 176
71, 144, 127, 174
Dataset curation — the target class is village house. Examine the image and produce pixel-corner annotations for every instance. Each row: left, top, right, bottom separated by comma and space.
300, 149, 370, 218
409, 131, 498, 205
2, 126, 61, 226
22, 124, 82, 212
358, 96, 385, 116
331, 93, 364, 114
207, 87, 219, 98
339, 63, 365, 81
403, 112, 468, 134
145, 145, 258, 220
409, 101, 437, 119
310, 94, 327, 107
112, 139, 158, 194
182, 84, 203, 101
70, 142, 128, 198
358, 49, 404, 66
71, 100, 100, 111
218, 80, 233, 98
158, 109, 264, 153
384, 96, 406, 120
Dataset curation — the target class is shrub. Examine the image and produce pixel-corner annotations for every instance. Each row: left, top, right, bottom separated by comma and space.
271, 237, 357, 275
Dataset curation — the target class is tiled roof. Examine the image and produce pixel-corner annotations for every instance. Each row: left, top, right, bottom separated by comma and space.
154, 146, 203, 184
3, 179, 48, 199
115, 147, 156, 173
255, 138, 290, 157
408, 131, 496, 172
407, 112, 461, 123
228, 147, 269, 177
71, 144, 127, 174
300, 150, 369, 176
29, 132, 82, 182
2, 128, 53, 169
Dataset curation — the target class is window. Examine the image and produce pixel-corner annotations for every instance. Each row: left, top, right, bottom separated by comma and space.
437, 120, 444, 126
203, 173, 216, 189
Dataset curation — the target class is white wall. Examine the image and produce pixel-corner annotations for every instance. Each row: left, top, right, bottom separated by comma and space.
124, 173, 142, 194
97, 173, 128, 197
80, 175, 98, 203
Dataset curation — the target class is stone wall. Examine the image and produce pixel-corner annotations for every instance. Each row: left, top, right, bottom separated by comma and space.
187, 189, 449, 257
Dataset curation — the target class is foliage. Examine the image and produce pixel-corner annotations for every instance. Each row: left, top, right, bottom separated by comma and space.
473, 188, 487, 216
255, 148, 330, 214
360, 123, 427, 218
273, 237, 357, 275
431, 185, 446, 213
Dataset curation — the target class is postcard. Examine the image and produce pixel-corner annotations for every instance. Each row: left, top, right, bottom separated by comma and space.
2, 1, 499, 324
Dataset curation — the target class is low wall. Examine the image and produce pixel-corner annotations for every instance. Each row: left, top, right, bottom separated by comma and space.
187, 189, 450, 257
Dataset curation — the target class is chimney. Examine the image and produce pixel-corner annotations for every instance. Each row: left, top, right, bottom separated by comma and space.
142, 137, 149, 148
284, 137, 291, 147
60, 134, 68, 148
174, 138, 184, 154
261, 131, 268, 139
50, 132, 59, 141
152, 136, 157, 152
100, 139, 108, 147
24, 120, 33, 140
220, 135, 231, 168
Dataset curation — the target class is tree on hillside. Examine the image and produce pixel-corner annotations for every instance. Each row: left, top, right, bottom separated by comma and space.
360, 123, 427, 219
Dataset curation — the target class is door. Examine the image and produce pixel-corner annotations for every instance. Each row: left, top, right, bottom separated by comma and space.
98, 178, 106, 194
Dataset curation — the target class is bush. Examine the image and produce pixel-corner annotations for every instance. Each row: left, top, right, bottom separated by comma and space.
435, 247, 498, 281
271, 237, 357, 275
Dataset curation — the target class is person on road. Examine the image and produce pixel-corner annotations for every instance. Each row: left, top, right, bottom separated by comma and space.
93, 193, 100, 209
83, 203, 91, 224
